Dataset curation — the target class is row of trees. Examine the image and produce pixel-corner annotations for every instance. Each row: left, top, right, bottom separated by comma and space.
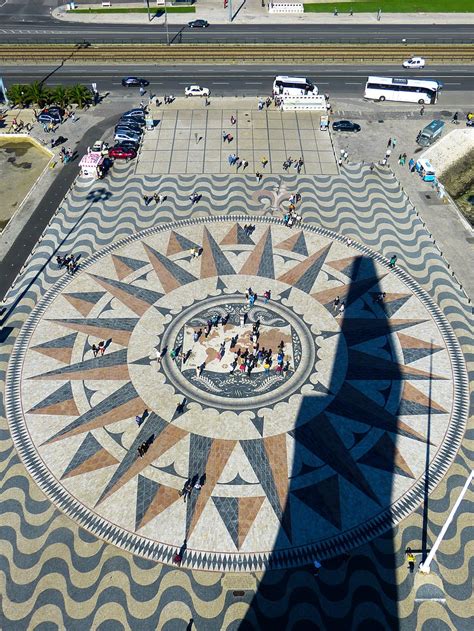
7, 82, 93, 109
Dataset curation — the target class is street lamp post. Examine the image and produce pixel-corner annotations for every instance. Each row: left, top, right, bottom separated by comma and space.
164, 1, 170, 46
143, 0, 151, 21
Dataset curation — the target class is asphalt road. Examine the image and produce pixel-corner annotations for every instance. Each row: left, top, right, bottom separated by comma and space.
2, 65, 474, 102
0, 1, 473, 45
1, 22, 473, 45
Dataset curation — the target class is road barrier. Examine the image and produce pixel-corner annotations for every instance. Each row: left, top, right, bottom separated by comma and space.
0, 43, 472, 64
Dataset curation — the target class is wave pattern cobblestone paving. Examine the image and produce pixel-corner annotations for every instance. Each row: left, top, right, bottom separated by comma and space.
0, 163, 472, 629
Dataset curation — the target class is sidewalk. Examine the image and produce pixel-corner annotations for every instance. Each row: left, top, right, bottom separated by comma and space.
53, 2, 474, 25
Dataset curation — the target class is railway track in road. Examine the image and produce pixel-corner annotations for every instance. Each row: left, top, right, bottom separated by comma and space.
0, 43, 473, 64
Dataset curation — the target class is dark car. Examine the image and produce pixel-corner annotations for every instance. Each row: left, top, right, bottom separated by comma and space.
332, 120, 361, 133
109, 146, 137, 160
43, 106, 64, 117
118, 115, 145, 128
188, 19, 209, 28
115, 121, 143, 134
121, 77, 149, 88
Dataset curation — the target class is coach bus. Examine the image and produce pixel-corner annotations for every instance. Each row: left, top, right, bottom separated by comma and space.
364, 76, 442, 105
273, 76, 318, 97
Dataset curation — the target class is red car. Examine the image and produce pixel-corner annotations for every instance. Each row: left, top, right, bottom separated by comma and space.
108, 146, 137, 160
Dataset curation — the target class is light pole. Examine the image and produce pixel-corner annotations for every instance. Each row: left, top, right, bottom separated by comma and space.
164, 1, 170, 46
143, 0, 151, 21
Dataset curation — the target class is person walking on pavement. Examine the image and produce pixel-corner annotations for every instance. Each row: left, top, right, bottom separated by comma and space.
389, 254, 398, 268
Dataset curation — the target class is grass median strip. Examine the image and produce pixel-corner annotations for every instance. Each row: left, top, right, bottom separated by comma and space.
304, 0, 473, 11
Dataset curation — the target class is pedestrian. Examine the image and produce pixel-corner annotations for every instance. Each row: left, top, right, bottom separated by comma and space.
242, 159, 248, 170
339, 301, 345, 315
409, 158, 415, 172
92, 344, 99, 357
256, 171, 263, 182
156, 347, 166, 366
170, 348, 177, 361
135, 415, 142, 427
385, 148, 391, 160
264, 289, 271, 303
420, 105, 425, 116
222, 130, 228, 142
333, 295, 340, 313
369, 162, 375, 171
56, 255, 64, 269
236, 159, 243, 171
230, 115, 236, 125
264, 360, 271, 374
283, 360, 290, 377
143, 194, 150, 206
276, 364, 283, 375
392, 138, 397, 149
312, 559, 322, 576
389, 254, 397, 268
406, 548, 416, 573
387, 138, 392, 148
227, 133, 233, 143
140, 86, 145, 96
261, 156, 268, 168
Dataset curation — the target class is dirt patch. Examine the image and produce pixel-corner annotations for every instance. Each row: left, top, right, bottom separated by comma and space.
439, 148, 474, 227
0, 137, 51, 231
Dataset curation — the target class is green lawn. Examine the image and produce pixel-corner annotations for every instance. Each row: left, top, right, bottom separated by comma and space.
70, 6, 195, 14
304, 0, 473, 12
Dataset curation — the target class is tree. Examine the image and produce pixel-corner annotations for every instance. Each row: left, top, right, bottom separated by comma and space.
67, 84, 91, 109
6, 84, 29, 108
26, 81, 49, 107
51, 85, 70, 109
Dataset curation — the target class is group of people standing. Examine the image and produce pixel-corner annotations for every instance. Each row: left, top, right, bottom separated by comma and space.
56, 253, 78, 275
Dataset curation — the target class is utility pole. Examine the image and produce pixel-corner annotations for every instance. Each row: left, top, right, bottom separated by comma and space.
143, 0, 151, 21
164, 1, 170, 46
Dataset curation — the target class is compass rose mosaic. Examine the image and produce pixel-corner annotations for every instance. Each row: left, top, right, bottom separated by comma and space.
6, 217, 468, 571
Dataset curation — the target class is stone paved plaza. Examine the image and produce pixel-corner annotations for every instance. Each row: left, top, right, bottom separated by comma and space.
1, 162, 472, 629
135, 107, 337, 175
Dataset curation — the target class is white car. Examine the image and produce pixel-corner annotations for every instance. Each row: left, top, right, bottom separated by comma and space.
185, 85, 210, 97
402, 56, 426, 69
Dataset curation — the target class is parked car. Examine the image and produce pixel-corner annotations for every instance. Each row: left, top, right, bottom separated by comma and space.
185, 85, 210, 97
38, 109, 62, 124
402, 56, 426, 69
188, 19, 209, 28
332, 120, 361, 133
114, 139, 139, 150
118, 116, 145, 128
121, 108, 146, 118
109, 146, 137, 160
115, 122, 143, 134
121, 77, 149, 87
114, 130, 142, 144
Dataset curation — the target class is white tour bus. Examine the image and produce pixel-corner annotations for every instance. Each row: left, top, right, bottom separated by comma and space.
273, 76, 318, 97
364, 76, 442, 105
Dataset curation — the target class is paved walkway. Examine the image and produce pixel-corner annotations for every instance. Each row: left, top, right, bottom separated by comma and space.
53, 1, 474, 25
1, 163, 472, 629
135, 106, 336, 175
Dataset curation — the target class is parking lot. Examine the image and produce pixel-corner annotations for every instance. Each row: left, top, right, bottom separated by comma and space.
135, 99, 337, 175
